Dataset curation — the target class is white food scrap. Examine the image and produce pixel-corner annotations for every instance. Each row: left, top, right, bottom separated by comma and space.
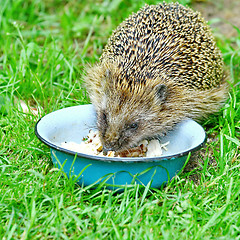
146, 139, 163, 157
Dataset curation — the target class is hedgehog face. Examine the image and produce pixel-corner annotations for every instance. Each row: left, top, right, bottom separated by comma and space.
98, 120, 139, 151
97, 107, 145, 152
95, 82, 170, 152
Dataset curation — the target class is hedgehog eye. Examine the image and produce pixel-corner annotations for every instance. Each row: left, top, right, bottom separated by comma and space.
127, 122, 138, 130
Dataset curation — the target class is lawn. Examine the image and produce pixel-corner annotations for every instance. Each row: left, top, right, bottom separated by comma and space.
0, 0, 240, 239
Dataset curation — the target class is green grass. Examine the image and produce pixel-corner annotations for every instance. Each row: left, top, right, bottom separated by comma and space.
0, 0, 240, 239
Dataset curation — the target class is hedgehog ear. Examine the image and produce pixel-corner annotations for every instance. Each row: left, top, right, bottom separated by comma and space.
154, 84, 167, 102
104, 69, 113, 87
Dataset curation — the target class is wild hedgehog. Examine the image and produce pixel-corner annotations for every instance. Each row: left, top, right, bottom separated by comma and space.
85, 2, 228, 153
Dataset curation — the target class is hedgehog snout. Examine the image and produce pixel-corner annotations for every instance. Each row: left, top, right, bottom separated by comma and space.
102, 140, 120, 152
102, 144, 114, 153
101, 131, 130, 152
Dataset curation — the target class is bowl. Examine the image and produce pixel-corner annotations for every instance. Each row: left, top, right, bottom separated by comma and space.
35, 104, 206, 189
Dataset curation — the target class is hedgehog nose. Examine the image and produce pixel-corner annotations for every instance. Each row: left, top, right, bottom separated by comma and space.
102, 142, 116, 153
102, 146, 114, 154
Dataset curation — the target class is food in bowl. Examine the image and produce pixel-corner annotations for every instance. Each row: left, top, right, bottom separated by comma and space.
60, 129, 169, 158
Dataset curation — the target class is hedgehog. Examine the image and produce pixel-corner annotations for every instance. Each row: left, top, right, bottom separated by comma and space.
84, 2, 228, 153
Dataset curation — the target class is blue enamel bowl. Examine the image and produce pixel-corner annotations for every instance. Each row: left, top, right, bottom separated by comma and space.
35, 104, 206, 189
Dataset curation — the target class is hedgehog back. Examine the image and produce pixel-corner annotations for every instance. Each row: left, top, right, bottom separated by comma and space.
100, 3, 223, 90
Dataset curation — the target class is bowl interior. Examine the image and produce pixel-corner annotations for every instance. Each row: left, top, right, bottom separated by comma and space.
36, 104, 205, 160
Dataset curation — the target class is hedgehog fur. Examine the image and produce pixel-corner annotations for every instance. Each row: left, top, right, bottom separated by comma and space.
85, 2, 228, 152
